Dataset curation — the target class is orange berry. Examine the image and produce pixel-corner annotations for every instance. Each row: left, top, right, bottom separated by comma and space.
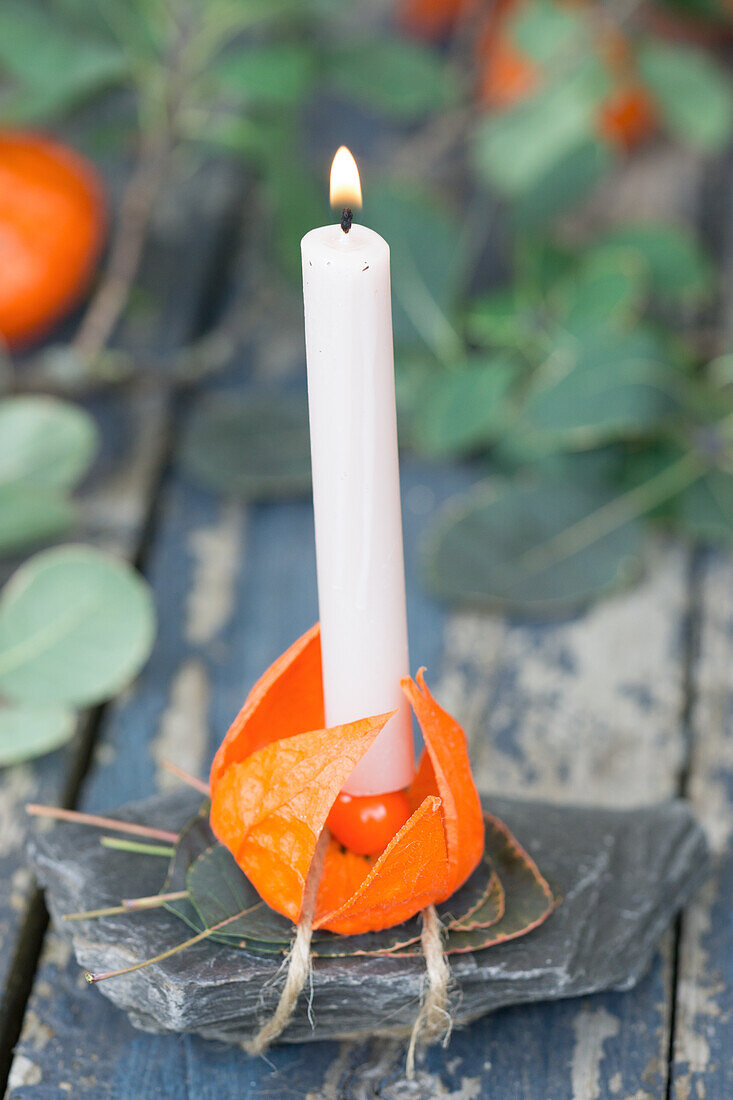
327, 789, 413, 856
399, 0, 478, 39
0, 130, 104, 349
598, 85, 656, 151
476, 0, 539, 107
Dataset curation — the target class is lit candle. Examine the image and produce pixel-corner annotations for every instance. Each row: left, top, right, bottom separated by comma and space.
301, 147, 414, 803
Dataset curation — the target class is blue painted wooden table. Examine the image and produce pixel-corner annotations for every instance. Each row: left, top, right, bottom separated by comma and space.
0, 159, 731, 1100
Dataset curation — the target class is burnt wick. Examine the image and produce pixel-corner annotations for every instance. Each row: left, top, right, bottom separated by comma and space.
341, 208, 353, 234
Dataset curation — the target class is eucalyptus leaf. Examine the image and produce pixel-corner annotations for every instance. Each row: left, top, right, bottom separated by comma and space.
510, 1, 587, 66
552, 252, 646, 335
424, 478, 646, 616
507, 328, 679, 455
511, 138, 612, 230
676, 469, 733, 544
327, 39, 457, 120
708, 354, 733, 390
368, 184, 463, 357
590, 224, 713, 304
188, 845, 289, 943
163, 807, 512, 958
0, 396, 98, 489
0, 701, 75, 766
639, 41, 733, 150
409, 356, 519, 458
0, 0, 127, 121
210, 43, 314, 106
161, 802, 214, 933
465, 290, 532, 349
181, 392, 311, 501
0, 484, 74, 557
473, 60, 609, 194
441, 813, 555, 953
259, 122, 324, 278
520, 241, 576, 296
0, 546, 155, 706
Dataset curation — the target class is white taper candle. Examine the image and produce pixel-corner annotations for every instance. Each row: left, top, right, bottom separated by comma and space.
301, 161, 413, 796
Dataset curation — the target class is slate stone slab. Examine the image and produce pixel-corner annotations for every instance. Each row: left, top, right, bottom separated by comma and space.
27, 788, 709, 1044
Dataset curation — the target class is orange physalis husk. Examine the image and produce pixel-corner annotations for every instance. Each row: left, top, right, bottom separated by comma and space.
210, 624, 485, 935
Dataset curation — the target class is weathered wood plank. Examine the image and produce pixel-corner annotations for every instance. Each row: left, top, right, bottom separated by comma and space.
8, 421, 692, 1097
669, 552, 733, 1100
0, 161, 240, 1080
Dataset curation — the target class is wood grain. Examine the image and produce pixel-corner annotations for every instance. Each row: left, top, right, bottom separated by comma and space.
669, 552, 733, 1100
7, 448, 693, 1097
0, 161, 240, 1080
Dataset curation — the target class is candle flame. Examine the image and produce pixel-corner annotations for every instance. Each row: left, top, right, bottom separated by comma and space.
330, 146, 362, 212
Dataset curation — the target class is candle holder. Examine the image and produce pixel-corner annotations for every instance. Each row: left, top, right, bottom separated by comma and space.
27, 626, 710, 1075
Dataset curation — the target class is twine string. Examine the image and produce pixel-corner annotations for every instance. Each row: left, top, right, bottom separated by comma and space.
243, 831, 328, 1056
243, 858, 451, 1071
406, 905, 452, 1079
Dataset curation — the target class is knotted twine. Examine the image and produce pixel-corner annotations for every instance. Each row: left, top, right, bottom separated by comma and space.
243, 834, 452, 1077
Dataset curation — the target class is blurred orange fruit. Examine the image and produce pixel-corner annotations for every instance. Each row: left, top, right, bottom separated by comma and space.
0, 131, 105, 350
477, 0, 540, 108
400, 0, 478, 38
400, 0, 656, 151
598, 84, 656, 150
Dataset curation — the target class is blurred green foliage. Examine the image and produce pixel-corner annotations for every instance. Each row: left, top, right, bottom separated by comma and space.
4, 0, 733, 617
0, 398, 156, 766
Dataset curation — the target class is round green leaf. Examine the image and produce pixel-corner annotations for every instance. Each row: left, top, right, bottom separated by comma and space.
552, 251, 646, 334
511, 138, 612, 230
210, 44, 314, 107
510, 1, 586, 66
424, 479, 645, 616
0, 395, 98, 489
639, 41, 733, 150
473, 60, 609, 195
0, 484, 74, 556
441, 813, 555, 954
163, 806, 514, 958
590, 224, 713, 304
0, 0, 127, 123
0, 701, 75, 766
677, 469, 733, 544
507, 329, 679, 455
181, 393, 311, 501
410, 356, 518, 458
0, 546, 155, 706
368, 184, 463, 356
327, 39, 457, 120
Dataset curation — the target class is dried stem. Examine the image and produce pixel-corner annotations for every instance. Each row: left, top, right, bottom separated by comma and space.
85, 907, 250, 983
122, 890, 189, 910
64, 904, 130, 922
63, 890, 189, 922
26, 804, 179, 844
159, 759, 210, 795
71, 131, 171, 362
100, 837, 175, 857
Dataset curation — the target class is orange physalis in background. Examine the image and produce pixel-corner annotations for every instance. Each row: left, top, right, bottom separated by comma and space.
597, 85, 656, 151
0, 131, 105, 349
210, 624, 485, 935
399, 0, 656, 152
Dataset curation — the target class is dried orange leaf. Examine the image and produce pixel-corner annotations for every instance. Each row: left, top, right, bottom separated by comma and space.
210, 624, 323, 790
210, 713, 391, 921
403, 670, 484, 895
314, 796, 451, 935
